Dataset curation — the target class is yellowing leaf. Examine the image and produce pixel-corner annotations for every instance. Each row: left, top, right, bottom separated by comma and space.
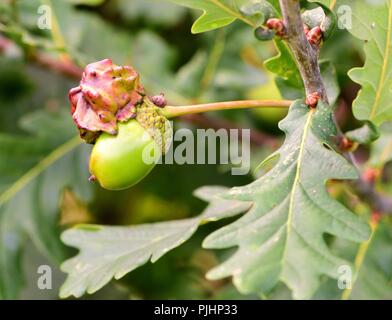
168, 0, 276, 33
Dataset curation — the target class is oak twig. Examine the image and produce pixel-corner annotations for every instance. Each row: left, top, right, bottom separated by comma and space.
278, 0, 391, 215
279, 0, 328, 102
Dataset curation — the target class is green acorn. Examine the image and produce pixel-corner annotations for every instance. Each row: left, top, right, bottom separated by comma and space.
69, 59, 172, 190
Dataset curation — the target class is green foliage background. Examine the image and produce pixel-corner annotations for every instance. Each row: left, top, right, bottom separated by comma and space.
0, 0, 391, 300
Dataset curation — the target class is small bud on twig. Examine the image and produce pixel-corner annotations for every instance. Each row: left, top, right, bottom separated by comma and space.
266, 18, 285, 37
371, 211, 382, 225
362, 168, 380, 184
307, 26, 323, 46
306, 92, 320, 108
150, 93, 167, 108
338, 136, 355, 152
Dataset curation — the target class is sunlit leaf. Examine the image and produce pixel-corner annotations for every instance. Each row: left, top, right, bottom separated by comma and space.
167, 0, 276, 33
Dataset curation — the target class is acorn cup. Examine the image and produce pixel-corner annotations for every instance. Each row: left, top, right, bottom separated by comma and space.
69, 59, 172, 190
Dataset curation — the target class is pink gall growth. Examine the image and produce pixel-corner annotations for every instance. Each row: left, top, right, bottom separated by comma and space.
306, 92, 320, 109
69, 59, 145, 143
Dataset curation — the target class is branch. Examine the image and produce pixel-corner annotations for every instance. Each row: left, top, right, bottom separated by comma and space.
32, 52, 83, 79
278, 1, 392, 216
279, 0, 328, 102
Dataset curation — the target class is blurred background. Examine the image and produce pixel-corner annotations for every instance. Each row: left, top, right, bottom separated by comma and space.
0, 0, 388, 300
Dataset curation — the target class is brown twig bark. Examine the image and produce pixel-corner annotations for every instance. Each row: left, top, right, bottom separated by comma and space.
279, 0, 328, 102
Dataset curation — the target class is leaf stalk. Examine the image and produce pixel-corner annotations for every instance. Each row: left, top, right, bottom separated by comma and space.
162, 99, 292, 118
